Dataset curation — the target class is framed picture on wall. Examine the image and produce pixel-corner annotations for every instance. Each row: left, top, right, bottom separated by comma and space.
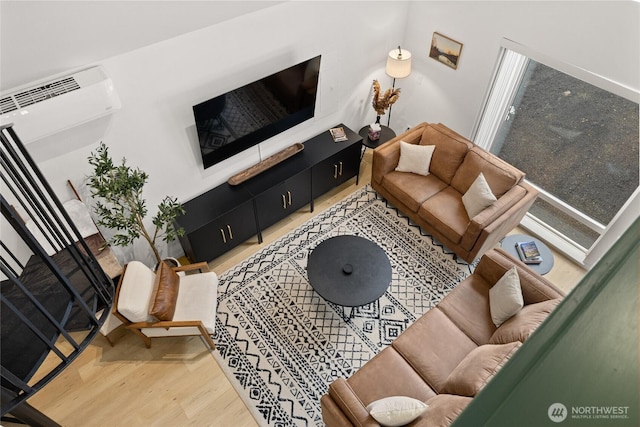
429, 32, 463, 70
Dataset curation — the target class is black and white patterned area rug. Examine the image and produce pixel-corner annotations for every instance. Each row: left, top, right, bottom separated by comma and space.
211, 185, 474, 426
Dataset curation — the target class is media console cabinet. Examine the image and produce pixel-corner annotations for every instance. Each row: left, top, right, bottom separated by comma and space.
176, 124, 363, 263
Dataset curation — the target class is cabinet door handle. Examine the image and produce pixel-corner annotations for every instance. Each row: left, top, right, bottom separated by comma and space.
227, 224, 233, 240
339, 161, 343, 176
334, 164, 338, 179
287, 191, 292, 206
282, 194, 287, 209
220, 229, 227, 244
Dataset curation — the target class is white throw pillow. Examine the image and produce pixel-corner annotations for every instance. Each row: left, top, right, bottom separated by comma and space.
366, 396, 428, 427
395, 141, 435, 176
462, 172, 497, 218
489, 267, 524, 327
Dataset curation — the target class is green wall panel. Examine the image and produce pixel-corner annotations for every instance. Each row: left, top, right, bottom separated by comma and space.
453, 220, 639, 427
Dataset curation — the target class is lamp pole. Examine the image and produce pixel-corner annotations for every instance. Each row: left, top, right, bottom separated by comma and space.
388, 77, 397, 127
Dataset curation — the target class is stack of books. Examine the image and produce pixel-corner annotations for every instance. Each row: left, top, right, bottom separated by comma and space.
515, 240, 543, 264
329, 127, 348, 142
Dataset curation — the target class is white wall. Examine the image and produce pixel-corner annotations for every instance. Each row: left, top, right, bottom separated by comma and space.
0, 1, 285, 90
27, 1, 408, 261
397, 1, 640, 137
5, 1, 638, 262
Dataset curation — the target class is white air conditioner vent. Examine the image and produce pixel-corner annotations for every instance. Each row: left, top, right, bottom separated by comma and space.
13, 77, 81, 108
0, 66, 121, 161
0, 97, 17, 114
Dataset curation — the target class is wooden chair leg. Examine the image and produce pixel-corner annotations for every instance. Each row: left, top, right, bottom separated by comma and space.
197, 324, 215, 350
203, 334, 215, 351
102, 334, 115, 347
128, 327, 152, 348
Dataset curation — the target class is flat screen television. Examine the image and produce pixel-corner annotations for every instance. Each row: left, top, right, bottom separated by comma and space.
193, 55, 321, 169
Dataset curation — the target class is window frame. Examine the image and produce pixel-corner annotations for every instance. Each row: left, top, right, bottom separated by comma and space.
472, 38, 640, 268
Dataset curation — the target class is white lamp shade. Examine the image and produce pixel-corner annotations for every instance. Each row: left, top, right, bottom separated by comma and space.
386, 48, 412, 79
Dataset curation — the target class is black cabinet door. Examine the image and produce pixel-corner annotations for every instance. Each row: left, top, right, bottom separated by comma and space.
255, 170, 311, 231
312, 142, 361, 198
335, 142, 361, 185
183, 200, 257, 263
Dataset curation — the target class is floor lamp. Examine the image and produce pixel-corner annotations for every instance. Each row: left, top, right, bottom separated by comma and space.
385, 46, 412, 127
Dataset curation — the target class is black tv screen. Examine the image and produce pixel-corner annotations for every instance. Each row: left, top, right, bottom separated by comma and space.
194, 55, 321, 169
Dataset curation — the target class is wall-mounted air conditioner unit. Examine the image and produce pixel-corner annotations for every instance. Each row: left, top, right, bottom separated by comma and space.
0, 66, 121, 162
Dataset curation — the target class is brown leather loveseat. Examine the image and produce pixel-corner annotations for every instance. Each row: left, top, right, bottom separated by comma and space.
321, 248, 565, 427
371, 123, 538, 263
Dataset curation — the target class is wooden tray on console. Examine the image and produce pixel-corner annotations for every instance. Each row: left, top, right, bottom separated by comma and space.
228, 143, 304, 186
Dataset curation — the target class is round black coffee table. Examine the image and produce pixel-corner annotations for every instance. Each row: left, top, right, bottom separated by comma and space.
307, 235, 392, 317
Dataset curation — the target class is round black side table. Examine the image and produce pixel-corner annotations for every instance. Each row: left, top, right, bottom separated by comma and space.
307, 235, 392, 317
358, 125, 397, 150
501, 234, 555, 275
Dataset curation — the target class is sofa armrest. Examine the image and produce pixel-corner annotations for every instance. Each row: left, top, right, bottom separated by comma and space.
321, 394, 357, 427
475, 248, 565, 303
475, 184, 532, 228
371, 123, 428, 185
461, 184, 529, 248
460, 182, 539, 259
327, 378, 380, 427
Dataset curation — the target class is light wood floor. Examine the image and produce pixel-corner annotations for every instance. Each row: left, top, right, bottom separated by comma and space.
21, 149, 586, 426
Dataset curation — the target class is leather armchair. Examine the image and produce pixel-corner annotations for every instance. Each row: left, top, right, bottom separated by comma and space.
112, 260, 218, 350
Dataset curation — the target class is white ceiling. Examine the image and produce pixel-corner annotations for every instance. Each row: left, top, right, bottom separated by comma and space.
0, 0, 284, 91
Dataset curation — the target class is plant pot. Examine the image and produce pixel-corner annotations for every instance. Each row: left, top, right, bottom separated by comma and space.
154, 257, 181, 271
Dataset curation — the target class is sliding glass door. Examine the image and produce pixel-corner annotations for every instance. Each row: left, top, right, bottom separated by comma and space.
474, 41, 639, 266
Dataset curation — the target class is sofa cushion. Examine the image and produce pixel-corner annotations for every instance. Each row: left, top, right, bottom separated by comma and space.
367, 396, 428, 427
149, 261, 180, 321
382, 171, 448, 212
395, 141, 435, 176
418, 187, 469, 244
451, 148, 524, 197
347, 346, 438, 407
441, 342, 521, 396
420, 124, 472, 185
436, 274, 497, 345
490, 299, 562, 344
415, 394, 473, 427
489, 267, 524, 327
462, 172, 497, 219
392, 307, 478, 392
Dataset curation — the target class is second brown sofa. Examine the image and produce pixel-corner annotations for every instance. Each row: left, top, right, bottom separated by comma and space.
371, 122, 538, 263
321, 248, 565, 426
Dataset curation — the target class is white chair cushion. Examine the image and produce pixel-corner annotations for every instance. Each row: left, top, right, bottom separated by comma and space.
142, 271, 218, 337
117, 261, 156, 323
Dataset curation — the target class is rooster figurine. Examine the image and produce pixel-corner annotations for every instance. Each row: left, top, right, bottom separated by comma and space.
371, 79, 401, 122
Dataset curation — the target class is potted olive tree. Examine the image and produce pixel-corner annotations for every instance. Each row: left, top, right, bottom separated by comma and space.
87, 142, 185, 267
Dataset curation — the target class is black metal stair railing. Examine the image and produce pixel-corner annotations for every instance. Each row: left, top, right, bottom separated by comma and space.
1, 125, 114, 425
